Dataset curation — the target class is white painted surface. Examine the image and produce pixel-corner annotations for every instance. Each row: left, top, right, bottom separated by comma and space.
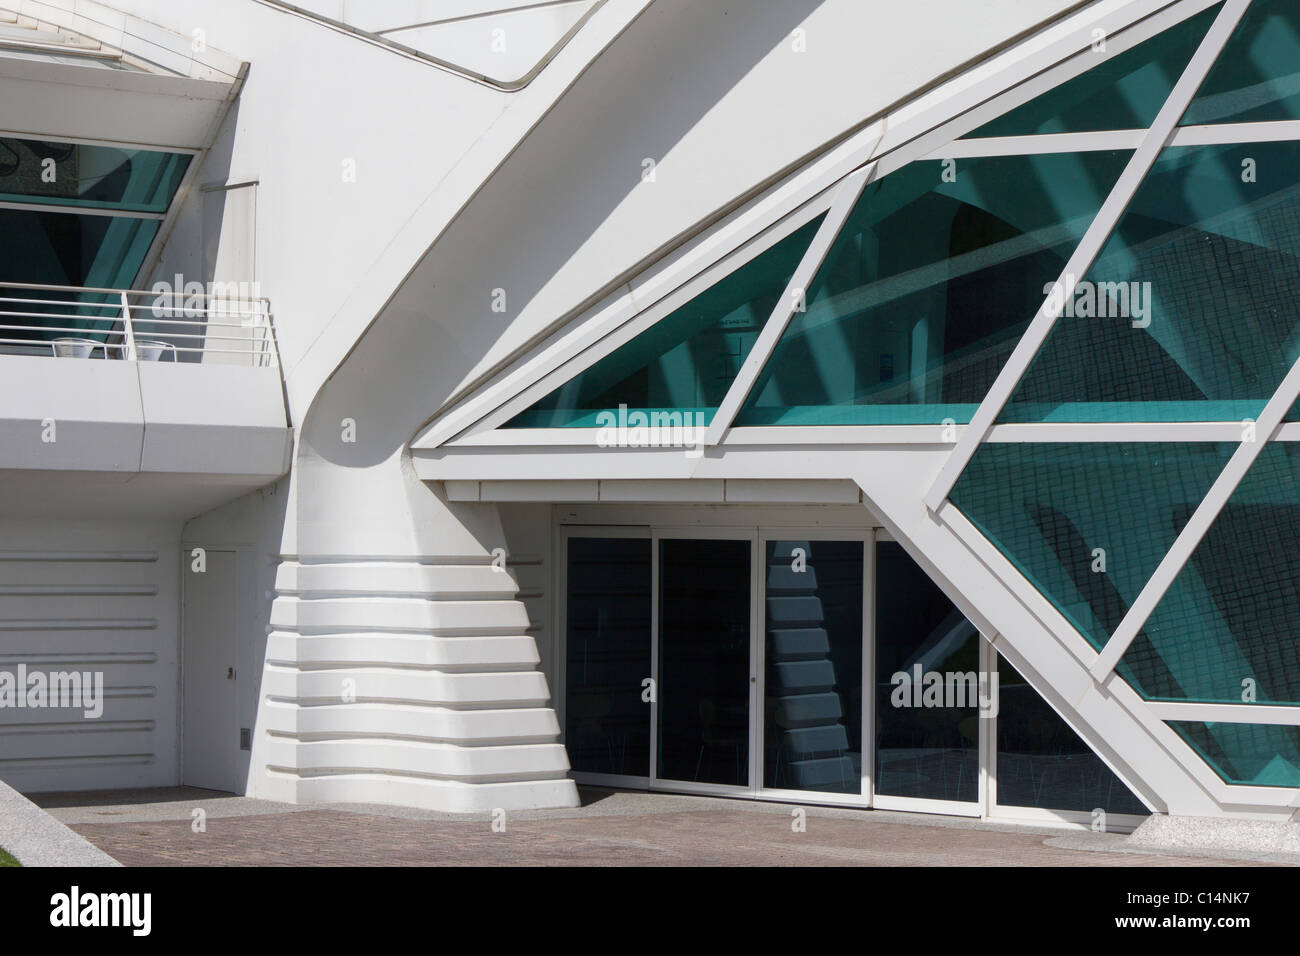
0, 519, 180, 793
182, 548, 240, 791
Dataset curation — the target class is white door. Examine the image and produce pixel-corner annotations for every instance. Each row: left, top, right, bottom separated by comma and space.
182, 549, 241, 792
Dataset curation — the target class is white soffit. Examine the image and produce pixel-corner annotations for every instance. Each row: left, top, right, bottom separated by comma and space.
0, 54, 236, 149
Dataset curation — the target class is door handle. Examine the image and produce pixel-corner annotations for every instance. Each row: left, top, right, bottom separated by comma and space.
226, 667, 235, 680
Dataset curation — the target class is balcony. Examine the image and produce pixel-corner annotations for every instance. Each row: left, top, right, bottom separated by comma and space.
0, 282, 291, 514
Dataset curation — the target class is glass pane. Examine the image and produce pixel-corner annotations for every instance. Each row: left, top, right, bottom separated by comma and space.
564, 538, 651, 776
1001, 142, 1300, 423
0, 137, 190, 213
970, 6, 1218, 137
874, 541, 981, 803
763, 540, 862, 794
0, 210, 159, 350
1169, 721, 1300, 787
1124, 445, 1300, 703
734, 151, 1131, 426
996, 654, 1147, 815
504, 217, 824, 428
949, 443, 1236, 661
1182, 0, 1300, 125
657, 538, 751, 786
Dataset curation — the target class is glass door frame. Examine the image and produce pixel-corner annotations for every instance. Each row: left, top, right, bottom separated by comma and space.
753, 528, 872, 809
557, 522, 1145, 828
649, 526, 760, 798
555, 525, 653, 791
871, 529, 988, 819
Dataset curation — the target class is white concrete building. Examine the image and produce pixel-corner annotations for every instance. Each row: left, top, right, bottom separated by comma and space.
2, 0, 1300, 828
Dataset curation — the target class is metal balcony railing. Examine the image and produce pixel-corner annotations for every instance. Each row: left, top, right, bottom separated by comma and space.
0, 282, 280, 368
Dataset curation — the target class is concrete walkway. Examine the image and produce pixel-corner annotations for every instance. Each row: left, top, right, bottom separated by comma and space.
28, 786, 1295, 867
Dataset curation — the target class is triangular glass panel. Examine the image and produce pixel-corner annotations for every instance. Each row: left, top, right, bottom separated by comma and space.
996, 654, 1146, 814
732, 150, 1130, 426
502, 215, 824, 428
1169, 721, 1300, 787
1123, 445, 1300, 704
948, 442, 1236, 666
999, 140, 1300, 423
1182, 0, 1300, 125
968, 5, 1219, 138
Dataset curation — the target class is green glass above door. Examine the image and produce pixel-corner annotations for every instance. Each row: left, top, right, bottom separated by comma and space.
1001, 141, 1300, 424
733, 150, 1130, 426
1181, 0, 1300, 126
969, 5, 1218, 138
503, 216, 823, 428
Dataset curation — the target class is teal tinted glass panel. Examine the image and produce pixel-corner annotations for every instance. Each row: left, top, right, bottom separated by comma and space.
733, 151, 1130, 426
996, 655, 1147, 815
0, 209, 159, 347
0, 137, 190, 213
1001, 142, 1300, 423
1182, 0, 1300, 125
949, 443, 1235, 660
1124, 446, 1300, 704
1169, 722, 1300, 787
970, 6, 1217, 137
504, 216, 824, 428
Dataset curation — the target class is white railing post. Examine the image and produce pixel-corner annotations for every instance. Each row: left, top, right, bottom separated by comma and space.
120, 291, 138, 361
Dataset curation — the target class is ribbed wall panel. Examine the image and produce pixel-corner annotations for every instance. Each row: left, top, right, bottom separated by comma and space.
0, 549, 175, 792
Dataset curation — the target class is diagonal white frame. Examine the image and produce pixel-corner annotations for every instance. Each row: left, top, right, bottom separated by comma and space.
703, 165, 874, 446
1089, 350, 1300, 681
923, 0, 1255, 514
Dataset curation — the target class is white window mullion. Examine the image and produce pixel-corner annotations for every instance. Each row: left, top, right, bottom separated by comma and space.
704, 164, 874, 447
923, 0, 1256, 514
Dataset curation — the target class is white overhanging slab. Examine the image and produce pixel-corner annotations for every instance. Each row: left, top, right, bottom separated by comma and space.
138, 363, 291, 476
0, 354, 291, 479
0, 53, 235, 149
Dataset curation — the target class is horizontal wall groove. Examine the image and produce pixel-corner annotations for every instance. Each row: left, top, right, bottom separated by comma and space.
0, 721, 155, 735
0, 653, 157, 665
0, 552, 158, 563
0, 619, 158, 631
0, 585, 158, 597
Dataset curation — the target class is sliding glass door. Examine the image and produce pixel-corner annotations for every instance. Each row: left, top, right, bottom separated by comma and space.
559, 525, 1144, 823
656, 536, 754, 788
874, 539, 982, 813
761, 539, 865, 797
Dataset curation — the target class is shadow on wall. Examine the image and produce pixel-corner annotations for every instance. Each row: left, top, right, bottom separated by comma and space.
305, 0, 830, 469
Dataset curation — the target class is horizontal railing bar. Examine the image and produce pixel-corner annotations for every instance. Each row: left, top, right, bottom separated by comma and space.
0, 281, 269, 305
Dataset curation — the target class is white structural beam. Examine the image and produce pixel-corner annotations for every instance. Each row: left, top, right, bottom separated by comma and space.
923, 0, 1254, 514
703, 165, 873, 446
1089, 351, 1300, 682
1149, 702, 1300, 726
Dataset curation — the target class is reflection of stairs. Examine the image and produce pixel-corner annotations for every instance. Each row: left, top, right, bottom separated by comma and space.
0, 8, 123, 63
766, 542, 855, 791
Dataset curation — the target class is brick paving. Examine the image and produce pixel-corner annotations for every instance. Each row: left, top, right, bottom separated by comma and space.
57, 794, 1271, 867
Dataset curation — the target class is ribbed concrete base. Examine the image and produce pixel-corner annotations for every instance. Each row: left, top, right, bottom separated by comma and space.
248, 556, 578, 813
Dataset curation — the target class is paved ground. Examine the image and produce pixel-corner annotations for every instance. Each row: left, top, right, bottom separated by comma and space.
28, 787, 1296, 867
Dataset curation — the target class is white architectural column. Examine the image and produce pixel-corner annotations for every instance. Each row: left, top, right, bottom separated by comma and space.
245, 443, 578, 812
